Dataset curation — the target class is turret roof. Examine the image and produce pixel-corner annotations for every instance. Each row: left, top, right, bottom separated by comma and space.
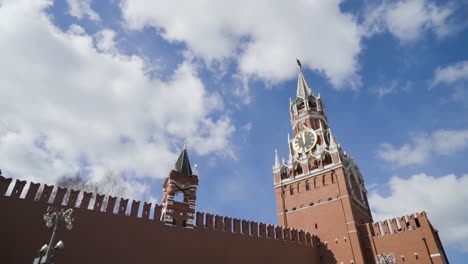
296, 59, 312, 99
174, 145, 193, 177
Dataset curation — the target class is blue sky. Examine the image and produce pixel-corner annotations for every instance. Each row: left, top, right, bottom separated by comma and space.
1, 0, 468, 262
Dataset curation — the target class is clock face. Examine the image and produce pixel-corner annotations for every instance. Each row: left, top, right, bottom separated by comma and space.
292, 129, 317, 153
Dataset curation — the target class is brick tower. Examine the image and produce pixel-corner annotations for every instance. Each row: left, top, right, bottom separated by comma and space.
161, 146, 199, 228
273, 61, 373, 263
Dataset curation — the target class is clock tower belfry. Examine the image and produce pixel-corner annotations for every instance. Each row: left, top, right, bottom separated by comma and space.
273, 61, 373, 263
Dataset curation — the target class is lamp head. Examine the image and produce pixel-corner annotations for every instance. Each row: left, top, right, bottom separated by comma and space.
43, 214, 51, 222
54, 240, 64, 251
39, 244, 48, 253
64, 215, 72, 224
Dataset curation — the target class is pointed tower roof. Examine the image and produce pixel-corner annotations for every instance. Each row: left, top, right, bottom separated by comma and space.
274, 149, 280, 169
296, 59, 312, 99
174, 145, 193, 176
328, 128, 337, 149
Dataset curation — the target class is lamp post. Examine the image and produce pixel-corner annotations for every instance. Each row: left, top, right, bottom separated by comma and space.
33, 207, 74, 264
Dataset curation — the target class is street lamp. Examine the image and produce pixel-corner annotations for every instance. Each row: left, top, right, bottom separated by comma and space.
376, 253, 397, 264
33, 207, 75, 264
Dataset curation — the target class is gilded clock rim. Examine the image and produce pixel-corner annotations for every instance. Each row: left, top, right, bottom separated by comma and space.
291, 128, 318, 153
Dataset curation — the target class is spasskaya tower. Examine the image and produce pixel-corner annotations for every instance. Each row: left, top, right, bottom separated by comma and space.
273, 60, 373, 263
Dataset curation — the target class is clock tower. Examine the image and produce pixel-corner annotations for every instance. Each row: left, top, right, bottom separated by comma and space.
273, 61, 373, 263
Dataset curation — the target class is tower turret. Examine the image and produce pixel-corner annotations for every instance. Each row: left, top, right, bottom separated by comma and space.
161, 146, 199, 228
274, 60, 336, 183
290, 60, 327, 136
273, 149, 280, 170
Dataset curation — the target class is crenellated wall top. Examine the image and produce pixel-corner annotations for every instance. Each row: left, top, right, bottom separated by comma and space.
0, 176, 317, 247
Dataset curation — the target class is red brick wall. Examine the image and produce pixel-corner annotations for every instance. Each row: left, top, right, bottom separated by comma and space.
275, 166, 371, 263
0, 177, 319, 264
365, 213, 449, 264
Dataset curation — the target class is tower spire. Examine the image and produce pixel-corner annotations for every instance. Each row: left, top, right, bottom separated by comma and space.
274, 149, 280, 169
328, 128, 337, 149
174, 145, 193, 176
296, 59, 312, 99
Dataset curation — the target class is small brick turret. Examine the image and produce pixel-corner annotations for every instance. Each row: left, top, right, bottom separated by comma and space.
161, 146, 199, 228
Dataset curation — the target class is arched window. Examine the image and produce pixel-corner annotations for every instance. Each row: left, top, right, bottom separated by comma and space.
294, 163, 303, 176
297, 182, 301, 193
174, 192, 184, 202
323, 153, 332, 166
305, 181, 310, 191
297, 100, 305, 110
280, 166, 289, 180
308, 158, 314, 171
308, 99, 317, 109
289, 186, 294, 195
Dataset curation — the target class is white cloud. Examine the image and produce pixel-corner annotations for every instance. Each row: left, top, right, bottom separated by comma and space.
66, 0, 101, 21
95, 29, 117, 54
378, 129, 468, 166
365, 0, 455, 43
378, 136, 430, 166
373, 80, 412, 97
187, 117, 236, 158
432, 60, 468, 87
432, 129, 468, 155
370, 173, 468, 251
0, 0, 235, 198
120, 0, 363, 93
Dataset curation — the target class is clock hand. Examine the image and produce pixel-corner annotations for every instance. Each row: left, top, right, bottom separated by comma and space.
302, 134, 306, 145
